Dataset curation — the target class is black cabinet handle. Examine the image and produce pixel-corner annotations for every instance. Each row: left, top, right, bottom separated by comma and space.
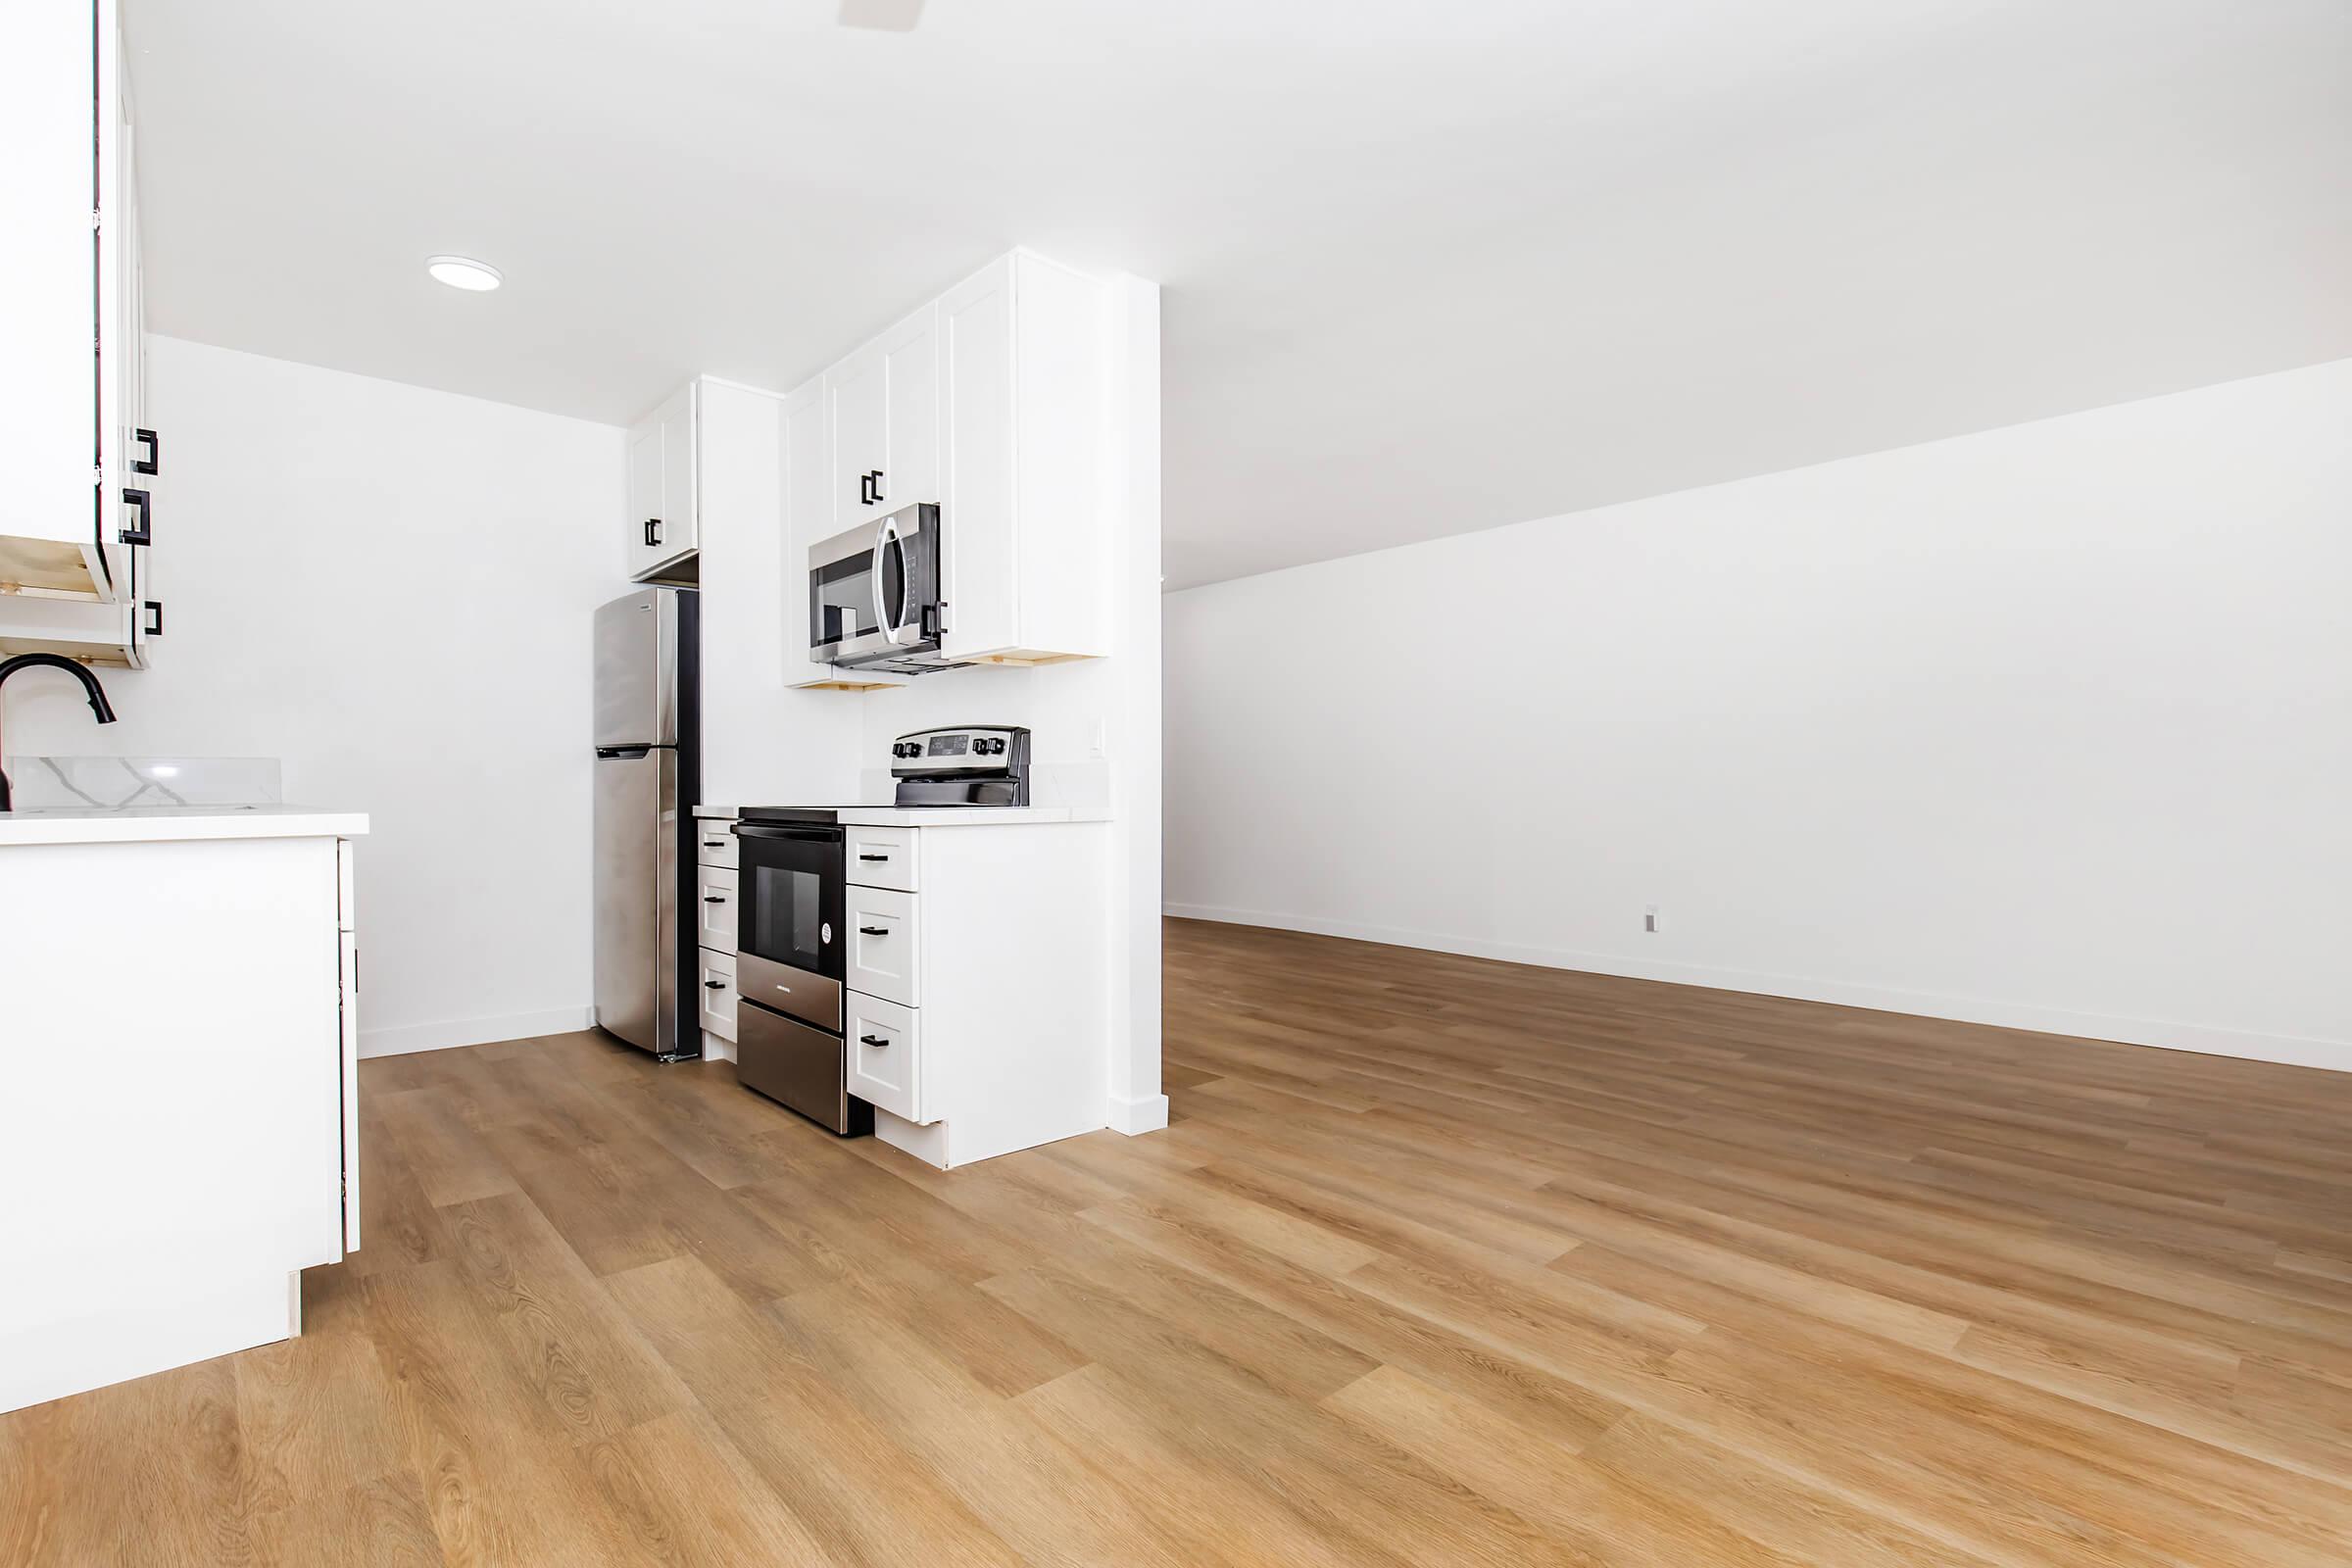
644, 517, 662, 548
858, 854, 889, 861
142, 601, 163, 638
858, 472, 872, 506
869, 468, 885, 503
705, 980, 725, 991
705, 840, 725, 849
705, 896, 727, 905
859, 1034, 890, 1048
858, 925, 889, 936
119, 487, 152, 546
132, 427, 159, 476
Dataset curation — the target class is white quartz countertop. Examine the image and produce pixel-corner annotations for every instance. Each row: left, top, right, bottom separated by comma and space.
0, 806, 369, 847
695, 804, 1107, 826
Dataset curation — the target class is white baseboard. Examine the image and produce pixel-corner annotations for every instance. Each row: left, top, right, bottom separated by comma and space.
1108, 1092, 1171, 1136
1163, 904, 2350, 1076
359, 1005, 595, 1059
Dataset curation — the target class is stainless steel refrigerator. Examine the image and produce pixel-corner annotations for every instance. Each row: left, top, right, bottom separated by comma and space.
592, 586, 701, 1059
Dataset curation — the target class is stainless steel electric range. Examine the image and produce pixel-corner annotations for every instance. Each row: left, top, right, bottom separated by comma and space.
728, 725, 1030, 1132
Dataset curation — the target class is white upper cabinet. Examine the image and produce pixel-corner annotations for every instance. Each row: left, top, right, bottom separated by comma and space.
935, 253, 1109, 665
784, 371, 910, 691
625, 383, 698, 579
824, 305, 941, 533
0, 0, 155, 666
782, 250, 1109, 689
879, 307, 942, 518
826, 341, 888, 531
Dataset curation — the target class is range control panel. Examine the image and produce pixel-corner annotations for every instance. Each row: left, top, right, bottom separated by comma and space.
888, 726, 1030, 773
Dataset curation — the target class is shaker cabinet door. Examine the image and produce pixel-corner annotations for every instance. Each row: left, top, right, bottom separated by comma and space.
626, 383, 697, 579
877, 304, 940, 513
827, 344, 887, 531
626, 416, 666, 574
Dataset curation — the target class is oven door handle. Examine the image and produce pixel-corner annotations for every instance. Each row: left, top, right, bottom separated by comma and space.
873, 514, 909, 646
731, 822, 844, 843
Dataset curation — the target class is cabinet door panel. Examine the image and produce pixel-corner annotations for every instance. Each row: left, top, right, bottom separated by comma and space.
0, 0, 108, 591
845, 887, 920, 1007
660, 387, 697, 558
827, 346, 887, 532
627, 417, 664, 573
339, 926, 360, 1254
847, 991, 922, 1124
698, 864, 738, 952
877, 304, 939, 512
937, 260, 1017, 658
699, 950, 738, 1045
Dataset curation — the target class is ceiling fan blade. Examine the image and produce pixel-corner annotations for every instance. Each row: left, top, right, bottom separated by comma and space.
838, 0, 926, 31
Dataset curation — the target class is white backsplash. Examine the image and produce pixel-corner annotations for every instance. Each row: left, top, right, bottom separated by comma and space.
0, 756, 281, 810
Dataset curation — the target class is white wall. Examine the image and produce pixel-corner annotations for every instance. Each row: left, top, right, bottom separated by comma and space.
695, 377, 862, 810
3, 336, 624, 1056
1166, 358, 2352, 1072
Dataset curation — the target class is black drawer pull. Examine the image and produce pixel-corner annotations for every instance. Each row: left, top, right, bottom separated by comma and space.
858, 925, 889, 936
858, 853, 890, 861
704, 980, 726, 991
705, 840, 725, 849
704, 895, 726, 904
119, 487, 152, 546
859, 1034, 890, 1048
132, 427, 160, 475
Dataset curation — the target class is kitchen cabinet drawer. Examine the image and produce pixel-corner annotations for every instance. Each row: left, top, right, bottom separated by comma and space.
846, 886, 920, 1006
847, 826, 917, 892
698, 950, 737, 1044
695, 820, 738, 869
697, 864, 737, 952
847, 991, 923, 1124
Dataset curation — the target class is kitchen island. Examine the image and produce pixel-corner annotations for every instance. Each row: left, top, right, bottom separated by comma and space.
0, 807, 366, 1413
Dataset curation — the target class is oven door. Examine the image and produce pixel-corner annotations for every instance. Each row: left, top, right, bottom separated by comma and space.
808, 502, 943, 668
731, 821, 845, 1031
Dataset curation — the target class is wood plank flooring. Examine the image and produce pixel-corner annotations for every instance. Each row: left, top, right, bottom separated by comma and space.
7, 916, 2352, 1565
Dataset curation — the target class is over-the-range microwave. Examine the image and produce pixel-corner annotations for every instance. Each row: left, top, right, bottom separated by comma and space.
807, 501, 960, 674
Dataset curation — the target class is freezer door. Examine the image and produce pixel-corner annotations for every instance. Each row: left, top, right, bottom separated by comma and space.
593, 588, 679, 749
593, 747, 678, 1054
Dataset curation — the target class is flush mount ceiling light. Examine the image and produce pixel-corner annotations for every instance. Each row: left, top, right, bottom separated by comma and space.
838, 0, 925, 30
425, 256, 502, 292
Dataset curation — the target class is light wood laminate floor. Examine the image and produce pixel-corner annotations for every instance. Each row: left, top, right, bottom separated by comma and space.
7, 918, 2352, 1565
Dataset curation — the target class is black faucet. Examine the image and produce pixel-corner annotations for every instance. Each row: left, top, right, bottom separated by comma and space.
0, 654, 121, 812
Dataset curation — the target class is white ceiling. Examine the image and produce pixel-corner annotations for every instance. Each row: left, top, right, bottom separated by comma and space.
128, 0, 2352, 589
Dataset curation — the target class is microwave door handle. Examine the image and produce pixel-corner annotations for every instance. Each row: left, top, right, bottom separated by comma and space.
873, 515, 908, 645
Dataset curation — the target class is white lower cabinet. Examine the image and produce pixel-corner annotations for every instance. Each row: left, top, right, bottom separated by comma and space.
846, 884, 920, 1005
845, 825, 917, 892
697, 862, 737, 952
844, 821, 1110, 1170
699, 949, 738, 1045
0, 818, 365, 1415
694, 812, 739, 1056
846, 991, 921, 1123
695, 821, 739, 869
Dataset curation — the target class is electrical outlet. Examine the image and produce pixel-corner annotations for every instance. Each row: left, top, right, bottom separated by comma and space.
1643, 905, 1661, 934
